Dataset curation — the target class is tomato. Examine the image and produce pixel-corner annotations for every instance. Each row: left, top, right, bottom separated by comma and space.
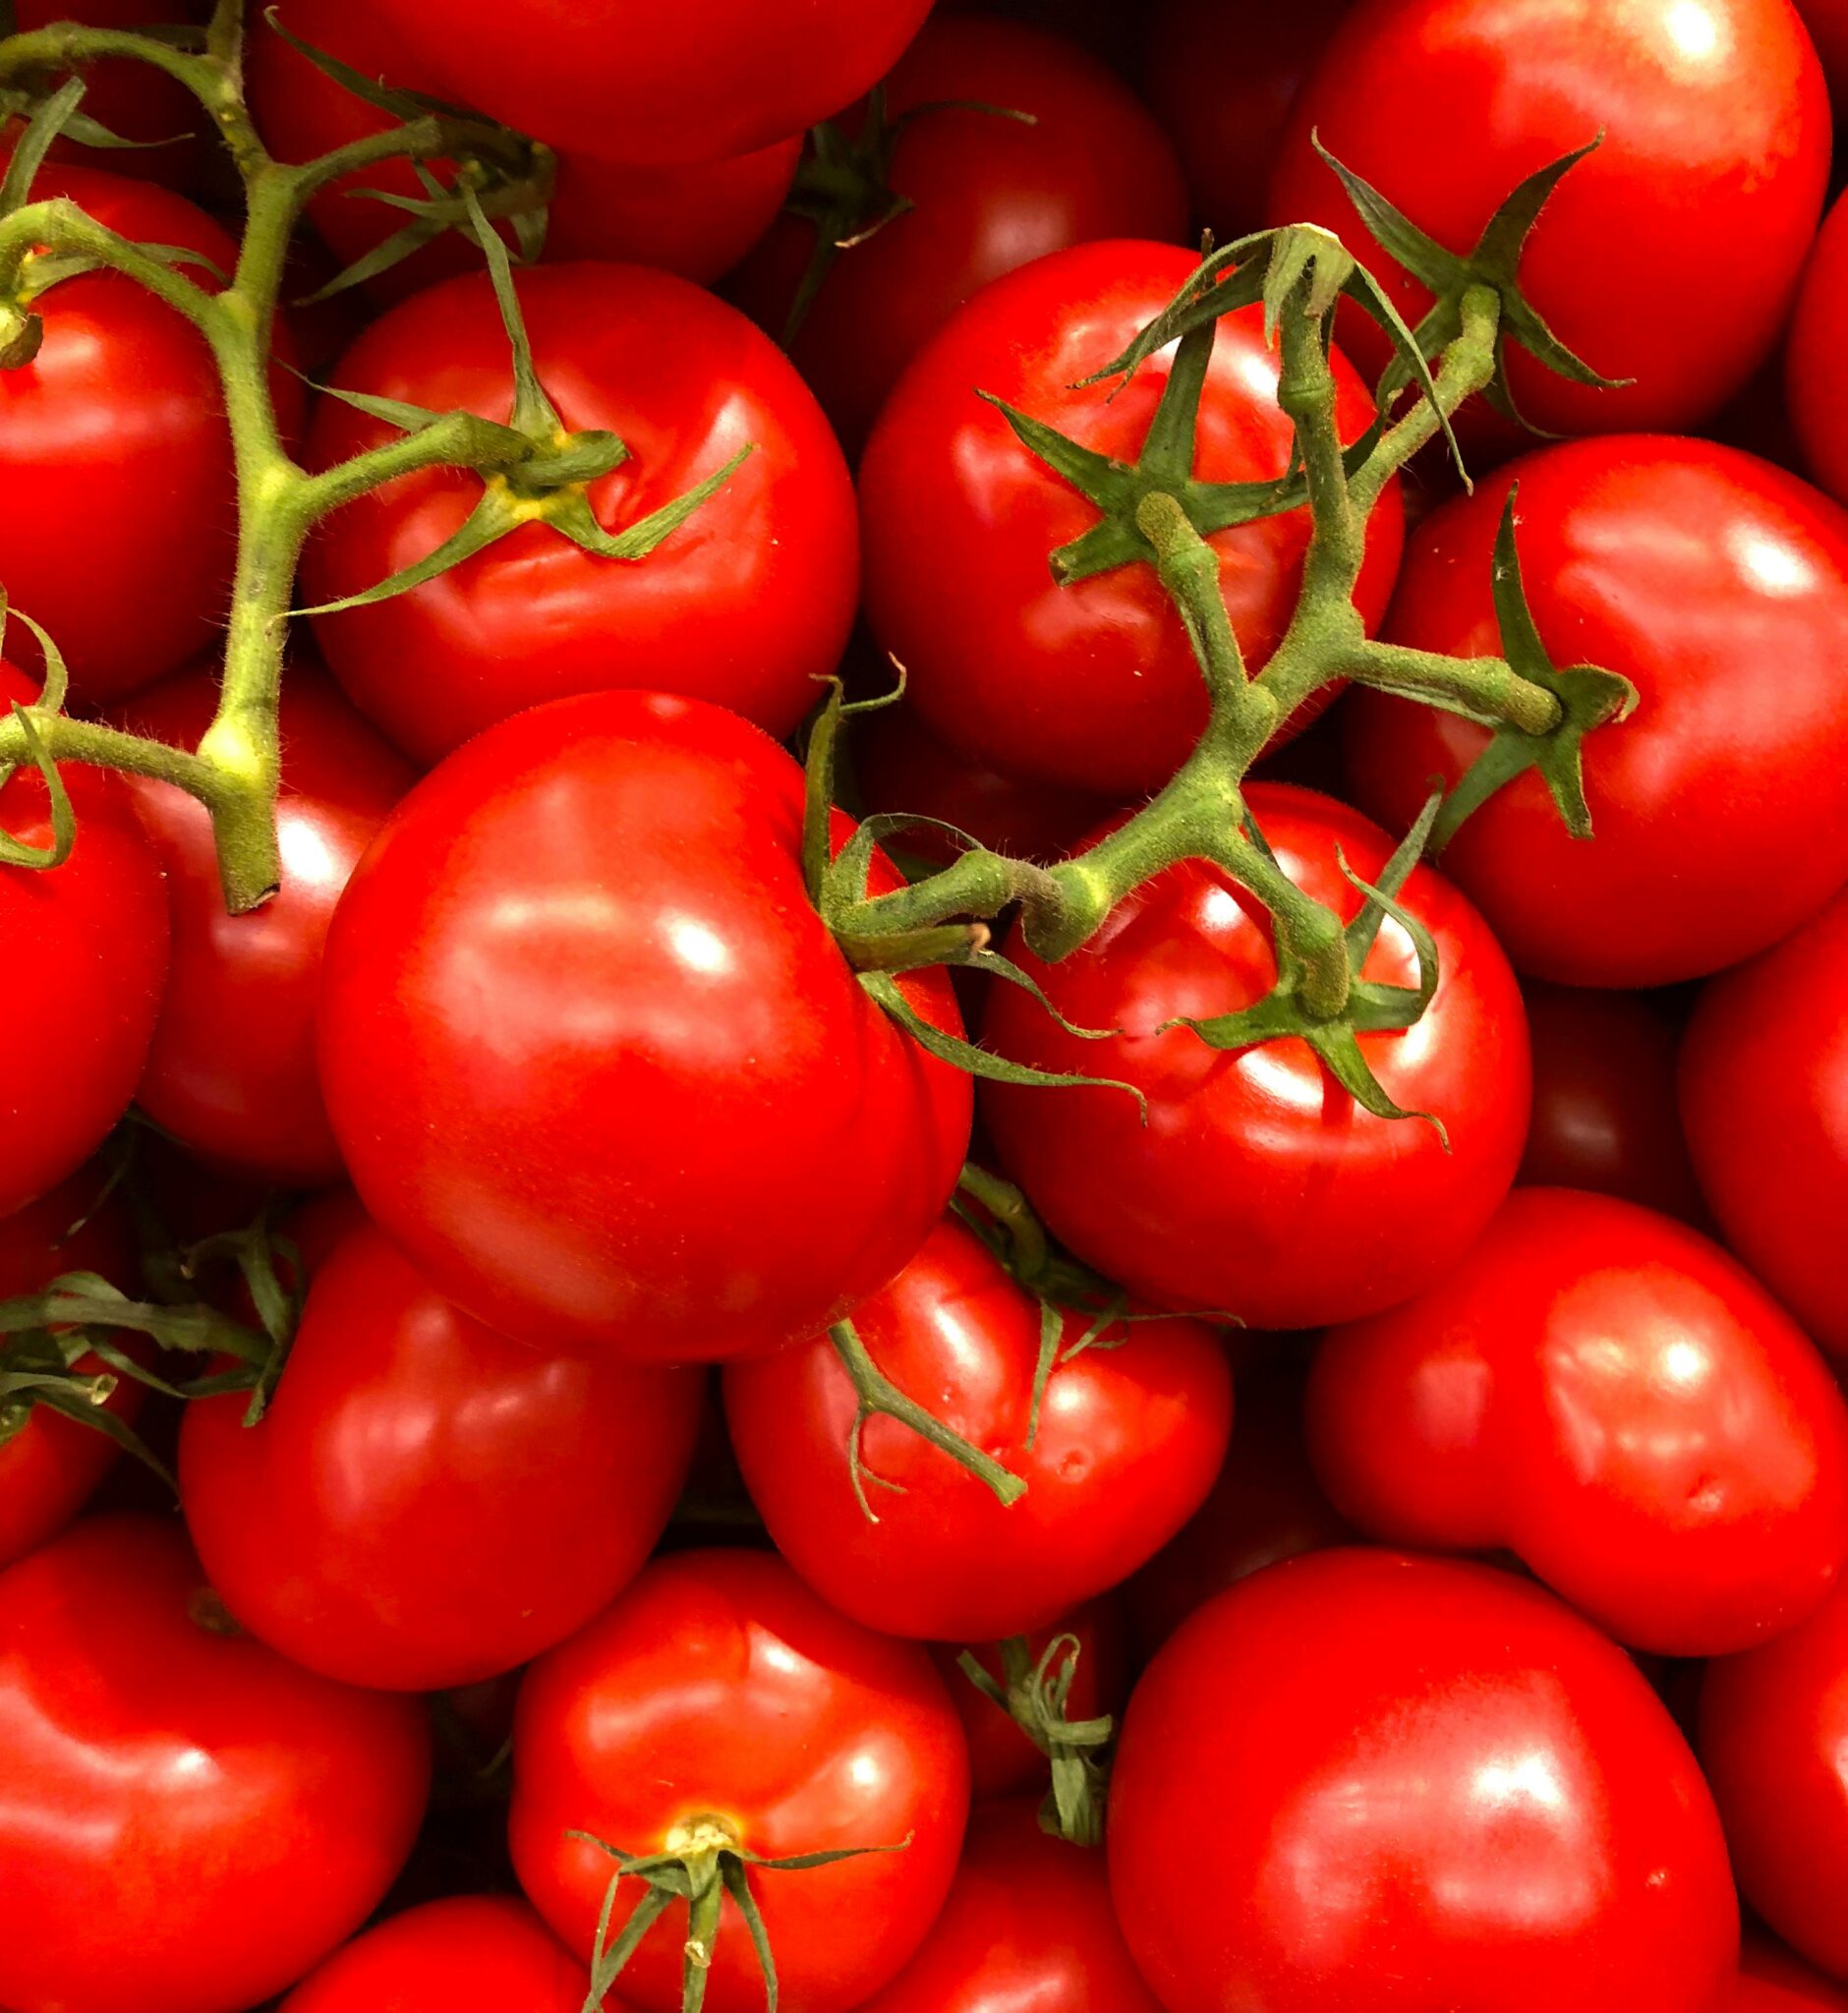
1309, 1186, 1848, 1654
1111, 1549, 1738, 2013
107, 660, 413, 1183
724, 1212, 1233, 1640
0, 661, 169, 1219
728, 15, 1186, 451
0, 1514, 430, 2013
1733, 1937, 1848, 2010
1789, 193, 1848, 505
860, 240, 1404, 798
247, 0, 799, 301
1344, 436, 1848, 986
280, 1897, 582, 2012
1701, 1572, 1848, 1980
304, 262, 857, 766
1267, 0, 1829, 438
980, 783, 1530, 1330
1795, 0, 1848, 101
318, 691, 971, 1361
1681, 887, 1848, 1364
509, 1548, 969, 2013
855, 1797, 1163, 2013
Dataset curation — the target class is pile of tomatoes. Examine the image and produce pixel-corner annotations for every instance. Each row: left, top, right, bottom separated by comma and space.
7, 0, 1848, 2009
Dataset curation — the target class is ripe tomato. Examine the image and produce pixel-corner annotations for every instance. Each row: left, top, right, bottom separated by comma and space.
724, 1212, 1233, 1640
280, 1897, 582, 2012
859, 240, 1404, 798
1795, 0, 1848, 101
855, 1797, 1163, 2013
1267, 0, 1829, 437
1345, 436, 1848, 985
729, 15, 1186, 450
318, 691, 971, 1361
1788, 194, 1848, 506
1681, 886, 1848, 1364
0, 1514, 431, 2013
509, 1548, 969, 2013
980, 783, 1530, 1331
1111, 1549, 1738, 2013
305, 262, 857, 766
1309, 1186, 1848, 1655
1701, 1572, 1848, 1980
1733, 1937, 1848, 2010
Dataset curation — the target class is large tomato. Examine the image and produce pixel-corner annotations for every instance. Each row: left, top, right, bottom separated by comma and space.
1788, 192, 1848, 506
1309, 1186, 1848, 1655
1734, 1938, 1848, 2010
859, 240, 1404, 798
723, 1211, 1233, 1640
980, 783, 1530, 1330
318, 691, 972, 1361
1344, 436, 1848, 985
509, 1548, 969, 2013
0, 1514, 430, 2013
1267, 0, 1829, 436
1111, 1549, 1738, 2012
280, 1897, 582, 2012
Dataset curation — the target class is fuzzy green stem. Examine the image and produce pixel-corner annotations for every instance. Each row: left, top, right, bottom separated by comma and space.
1344, 638, 1563, 735
1350, 282, 1501, 517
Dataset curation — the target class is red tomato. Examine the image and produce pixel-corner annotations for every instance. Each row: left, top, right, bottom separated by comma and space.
304, 262, 857, 766
318, 691, 972, 1361
861, 240, 1403, 798
1111, 1549, 1739, 2013
109, 660, 414, 1183
729, 15, 1187, 451
1701, 1572, 1848, 1980
0, 661, 169, 1218
980, 783, 1530, 1330
1682, 886, 1848, 1364
1267, 0, 1829, 437
1309, 1187, 1848, 1655
1795, 0, 1848, 99
1790, 194, 1848, 514
0, 1514, 430, 2013
1733, 1936, 1848, 2009
280, 1897, 582, 2013
1344, 436, 1848, 986
724, 1213, 1233, 1640
509, 1548, 969, 2013
180, 1216, 704, 1691
855, 1797, 1163, 2013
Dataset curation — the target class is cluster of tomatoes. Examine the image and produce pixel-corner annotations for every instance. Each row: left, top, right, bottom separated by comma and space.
7, 0, 1848, 2010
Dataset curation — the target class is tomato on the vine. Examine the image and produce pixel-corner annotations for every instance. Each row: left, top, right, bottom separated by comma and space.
280, 1897, 583, 2013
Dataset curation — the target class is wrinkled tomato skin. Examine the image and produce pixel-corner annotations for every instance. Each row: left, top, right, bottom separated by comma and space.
280, 1896, 583, 2012
318, 691, 972, 1362
109, 661, 414, 1183
729, 16, 1186, 451
1701, 1574, 1848, 1981
1309, 1187, 1848, 1656
1345, 436, 1848, 986
305, 262, 857, 766
510, 1549, 969, 2013
1111, 1549, 1738, 2013
980, 784, 1530, 1331
0, 1515, 431, 2013
1267, 0, 1829, 438
1732, 1937, 1848, 2010
855, 1798, 1164, 2013
859, 241, 1403, 798
1788, 193, 1848, 507
179, 1218, 704, 1691
724, 1213, 1233, 1640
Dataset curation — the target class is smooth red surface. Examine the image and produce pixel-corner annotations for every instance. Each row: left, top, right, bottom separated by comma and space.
1111, 1549, 1739, 2012
981, 784, 1531, 1330
1732, 1937, 1848, 2009
509, 1549, 969, 2013
280, 1897, 583, 2012
318, 691, 971, 1361
1789, 192, 1848, 506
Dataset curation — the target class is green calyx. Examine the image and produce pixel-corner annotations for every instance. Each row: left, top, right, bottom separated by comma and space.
956, 1634, 1114, 1847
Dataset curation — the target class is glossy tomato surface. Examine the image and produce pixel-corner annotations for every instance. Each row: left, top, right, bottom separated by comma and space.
280, 1896, 583, 2012
981, 783, 1530, 1330
860, 240, 1403, 797
1111, 1548, 1739, 2012
318, 691, 972, 1360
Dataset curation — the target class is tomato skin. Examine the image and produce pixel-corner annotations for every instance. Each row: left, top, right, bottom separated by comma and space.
724, 1213, 1233, 1640
318, 690, 971, 1362
179, 1217, 703, 1691
509, 1548, 969, 2013
1794, 0, 1848, 101
980, 784, 1530, 1331
1268, 0, 1829, 437
1733, 1936, 1848, 2010
279, 1897, 582, 2012
1345, 435, 1848, 986
729, 15, 1187, 452
1110, 1548, 1739, 2013
859, 240, 1403, 798
0, 1514, 431, 2013
305, 261, 856, 767
1788, 194, 1848, 507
